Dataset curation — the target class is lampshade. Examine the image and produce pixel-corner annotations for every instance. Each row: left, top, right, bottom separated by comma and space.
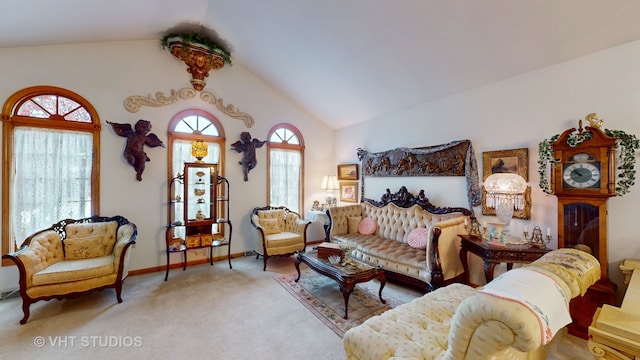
191, 140, 208, 162
484, 173, 527, 232
321, 175, 339, 191
484, 173, 527, 206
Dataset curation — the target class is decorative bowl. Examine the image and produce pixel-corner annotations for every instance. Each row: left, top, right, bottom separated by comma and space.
327, 255, 342, 265
195, 171, 206, 178
194, 188, 206, 196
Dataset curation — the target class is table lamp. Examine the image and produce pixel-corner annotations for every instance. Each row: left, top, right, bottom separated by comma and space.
321, 175, 339, 207
484, 173, 527, 234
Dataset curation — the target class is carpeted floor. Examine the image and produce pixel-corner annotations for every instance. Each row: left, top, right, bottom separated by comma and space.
0, 253, 593, 359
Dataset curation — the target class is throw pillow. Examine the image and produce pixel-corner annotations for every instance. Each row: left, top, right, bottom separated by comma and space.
64, 234, 113, 260
358, 217, 377, 235
259, 218, 281, 235
407, 227, 429, 249
348, 216, 362, 234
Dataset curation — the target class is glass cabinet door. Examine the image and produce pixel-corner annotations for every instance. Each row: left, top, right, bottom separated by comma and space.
183, 162, 217, 224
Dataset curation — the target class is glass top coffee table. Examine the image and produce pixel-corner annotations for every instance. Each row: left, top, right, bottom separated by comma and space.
294, 251, 386, 319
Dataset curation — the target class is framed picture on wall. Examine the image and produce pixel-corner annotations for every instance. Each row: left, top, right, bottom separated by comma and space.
339, 181, 358, 203
482, 148, 528, 181
337, 164, 359, 180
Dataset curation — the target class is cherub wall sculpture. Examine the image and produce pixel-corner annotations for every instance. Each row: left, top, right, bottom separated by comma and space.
107, 119, 165, 181
231, 132, 265, 181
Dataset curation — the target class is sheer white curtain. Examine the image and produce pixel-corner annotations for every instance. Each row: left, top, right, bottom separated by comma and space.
270, 149, 301, 212
171, 140, 221, 236
12, 127, 93, 247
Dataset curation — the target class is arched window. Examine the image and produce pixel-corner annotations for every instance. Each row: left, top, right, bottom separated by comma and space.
2, 86, 100, 263
167, 109, 226, 235
267, 124, 305, 212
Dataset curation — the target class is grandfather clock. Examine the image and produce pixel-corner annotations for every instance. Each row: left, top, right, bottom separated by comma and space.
550, 118, 617, 339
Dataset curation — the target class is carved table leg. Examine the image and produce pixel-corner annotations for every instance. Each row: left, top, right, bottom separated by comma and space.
484, 261, 497, 282
294, 255, 303, 282
460, 248, 470, 285
339, 284, 355, 319
378, 277, 387, 304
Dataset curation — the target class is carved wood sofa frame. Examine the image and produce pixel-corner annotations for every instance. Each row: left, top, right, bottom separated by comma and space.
2, 215, 137, 324
328, 186, 472, 291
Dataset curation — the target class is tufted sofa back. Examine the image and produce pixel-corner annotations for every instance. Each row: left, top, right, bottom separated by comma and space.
363, 202, 462, 243
330, 202, 465, 243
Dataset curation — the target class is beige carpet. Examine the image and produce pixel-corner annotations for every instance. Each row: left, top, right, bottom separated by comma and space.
0, 254, 593, 359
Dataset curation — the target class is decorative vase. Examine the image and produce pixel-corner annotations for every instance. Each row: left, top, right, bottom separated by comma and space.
165, 36, 226, 91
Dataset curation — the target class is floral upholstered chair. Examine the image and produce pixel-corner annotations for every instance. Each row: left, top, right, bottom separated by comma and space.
250, 206, 310, 270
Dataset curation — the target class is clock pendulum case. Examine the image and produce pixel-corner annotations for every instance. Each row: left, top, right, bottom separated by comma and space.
550, 119, 617, 339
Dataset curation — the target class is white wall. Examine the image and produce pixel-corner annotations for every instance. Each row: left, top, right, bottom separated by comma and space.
0, 40, 335, 290
336, 39, 640, 297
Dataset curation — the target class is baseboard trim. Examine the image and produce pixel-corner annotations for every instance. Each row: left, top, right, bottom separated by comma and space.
128, 251, 247, 276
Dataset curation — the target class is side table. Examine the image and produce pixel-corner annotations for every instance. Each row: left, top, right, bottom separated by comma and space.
306, 210, 331, 241
458, 234, 550, 285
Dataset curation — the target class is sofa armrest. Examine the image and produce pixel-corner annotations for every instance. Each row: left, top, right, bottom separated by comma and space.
294, 218, 311, 235
113, 223, 137, 280
428, 216, 467, 288
3, 230, 64, 289
446, 292, 543, 359
328, 205, 363, 238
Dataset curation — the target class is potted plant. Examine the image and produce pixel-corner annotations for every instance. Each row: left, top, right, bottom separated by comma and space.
161, 31, 232, 91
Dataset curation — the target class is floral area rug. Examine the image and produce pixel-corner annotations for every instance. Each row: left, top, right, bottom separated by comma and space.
275, 269, 403, 337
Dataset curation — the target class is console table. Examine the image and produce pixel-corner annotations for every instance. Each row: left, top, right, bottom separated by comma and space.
458, 234, 550, 285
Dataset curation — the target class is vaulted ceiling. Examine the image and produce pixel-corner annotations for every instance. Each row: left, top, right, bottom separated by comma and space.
3, 1, 640, 129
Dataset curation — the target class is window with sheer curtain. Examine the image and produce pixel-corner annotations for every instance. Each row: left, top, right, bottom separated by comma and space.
2, 86, 100, 260
167, 110, 225, 236
268, 124, 304, 213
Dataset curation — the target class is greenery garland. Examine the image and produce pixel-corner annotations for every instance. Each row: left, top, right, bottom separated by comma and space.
538, 129, 639, 196
161, 32, 232, 66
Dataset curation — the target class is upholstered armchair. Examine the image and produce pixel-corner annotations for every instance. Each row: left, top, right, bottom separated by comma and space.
250, 206, 310, 270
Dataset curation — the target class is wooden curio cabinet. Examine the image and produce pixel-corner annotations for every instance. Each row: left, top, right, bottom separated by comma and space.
165, 162, 232, 280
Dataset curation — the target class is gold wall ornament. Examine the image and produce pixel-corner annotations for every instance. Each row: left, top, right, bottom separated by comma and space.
123, 88, 196, 113
585, 112, 604, 129
123, 88, 254, 128
165, 36, 226, 91
200, 91, 254, 128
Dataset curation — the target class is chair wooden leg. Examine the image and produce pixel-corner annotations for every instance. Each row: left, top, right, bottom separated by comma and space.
20, 299, 31, 325
263, 254, 268, 271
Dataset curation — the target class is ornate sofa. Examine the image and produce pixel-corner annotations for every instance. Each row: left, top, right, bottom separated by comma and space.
2, 215, 137, 324
250, 206, 311, 270
328, 187, 471, 291
344, 248, 601, 360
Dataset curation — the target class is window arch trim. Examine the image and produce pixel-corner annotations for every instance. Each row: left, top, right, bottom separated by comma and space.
2, 86, 100, 265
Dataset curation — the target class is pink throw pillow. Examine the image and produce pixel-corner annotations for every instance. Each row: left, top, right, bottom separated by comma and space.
358, 217, 377, 235
407, 228, 429, 249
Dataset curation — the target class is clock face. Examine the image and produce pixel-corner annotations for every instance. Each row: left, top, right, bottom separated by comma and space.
562, 162, 601, 189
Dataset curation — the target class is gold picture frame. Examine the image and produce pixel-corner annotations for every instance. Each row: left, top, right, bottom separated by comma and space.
482, 148, 529, 181
339, 181, 358, 203
481, 185, 532, 219
337, 164, 359, 180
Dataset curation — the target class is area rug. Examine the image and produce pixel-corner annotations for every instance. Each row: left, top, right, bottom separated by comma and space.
275, 269, 403, 337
